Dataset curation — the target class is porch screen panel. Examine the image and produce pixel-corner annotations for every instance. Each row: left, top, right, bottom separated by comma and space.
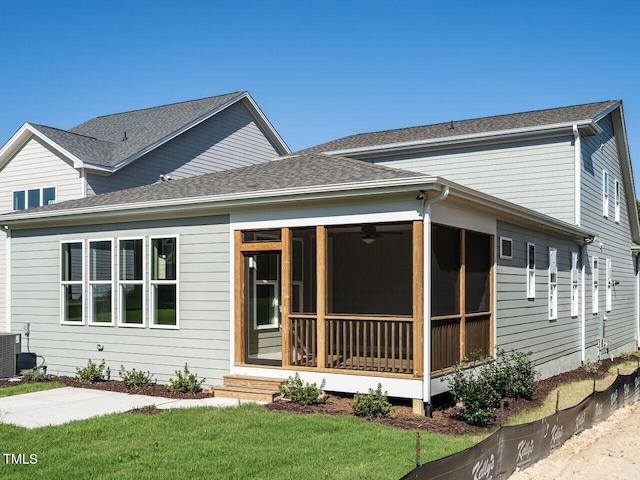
465, 232, 491, 313
431, 225, 460, 316
291, 228, 316, 314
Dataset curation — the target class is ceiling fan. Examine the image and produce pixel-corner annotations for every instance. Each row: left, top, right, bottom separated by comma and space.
360, 225, 403, 244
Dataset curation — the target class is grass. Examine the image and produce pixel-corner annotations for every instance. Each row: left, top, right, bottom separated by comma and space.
0, 382, 64, 398
505, 360, 640, 426
0, 403, 481, 480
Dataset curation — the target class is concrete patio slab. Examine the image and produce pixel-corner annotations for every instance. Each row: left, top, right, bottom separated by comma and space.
0, 387, 259, 428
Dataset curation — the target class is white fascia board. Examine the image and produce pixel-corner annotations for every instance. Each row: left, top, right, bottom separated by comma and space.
106, 92, 250, 172
324, 120, 601, 158
0, 123, 86, 170
593, 101, 622, 123
241, 93, 291, 155
0, 176, 439, 227
441, 179, 595, 241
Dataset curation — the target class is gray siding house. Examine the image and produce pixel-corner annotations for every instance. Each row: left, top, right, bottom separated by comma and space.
0, 92, 290, 331
1, 100, 637, 416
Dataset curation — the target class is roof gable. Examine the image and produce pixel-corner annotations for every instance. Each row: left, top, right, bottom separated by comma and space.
0, 92, 290, 174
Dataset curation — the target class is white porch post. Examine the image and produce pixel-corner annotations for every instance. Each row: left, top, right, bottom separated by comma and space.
421, 186, 449, 416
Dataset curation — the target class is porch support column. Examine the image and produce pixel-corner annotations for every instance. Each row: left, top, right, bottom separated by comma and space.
316, 226, 327, 370
421, 186, 449, 417
281, 228, 291, 367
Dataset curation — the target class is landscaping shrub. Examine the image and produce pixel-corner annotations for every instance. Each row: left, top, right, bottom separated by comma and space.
446, 362, 500, 426
76, 359, 109, 382
583, 358, 599, 374
445, 349, 539, 426
279, 373, 326, 406
168, 364, 204, 393
119, 365, 153, 389
21, 367, 46, 382
351, 383, 391, 418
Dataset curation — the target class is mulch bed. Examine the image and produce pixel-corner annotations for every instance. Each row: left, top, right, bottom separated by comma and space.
0, 357, 631, 433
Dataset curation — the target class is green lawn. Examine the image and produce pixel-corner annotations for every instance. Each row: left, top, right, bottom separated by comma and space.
0, 382, 64, 398
0, 404, 479, 479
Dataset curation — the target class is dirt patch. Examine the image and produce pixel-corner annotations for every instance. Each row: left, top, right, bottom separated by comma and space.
0, 358, 628, 435
508, 401, 640, 480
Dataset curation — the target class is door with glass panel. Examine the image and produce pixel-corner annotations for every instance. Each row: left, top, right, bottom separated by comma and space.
245, 252, 282, 365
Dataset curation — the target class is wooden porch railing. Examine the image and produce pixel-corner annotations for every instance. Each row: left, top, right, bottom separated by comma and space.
290, 316, 414, 374
431, 313, 491, 372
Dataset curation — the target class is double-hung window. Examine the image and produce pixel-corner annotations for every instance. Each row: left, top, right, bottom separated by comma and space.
89, 240, 114, 325
549, 248, 557, 320
606, 259, 612, 312
603, 171, 609, 217
119, 239, 145, 326
526, 243, 535, 299
61, 241, 84, 324
614, 180, 621, 223
571, 252, 579, 317
151, 237, 178, 328
592, 257, 599, 314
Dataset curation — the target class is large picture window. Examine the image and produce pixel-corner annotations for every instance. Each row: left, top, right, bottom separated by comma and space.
119, 239, 145, 326
89, 240, 113, 324
151, 237, 178, 327
61, 241, 84, 324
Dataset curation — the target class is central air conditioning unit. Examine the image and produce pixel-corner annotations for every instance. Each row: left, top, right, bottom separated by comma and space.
0, 333, 21, 378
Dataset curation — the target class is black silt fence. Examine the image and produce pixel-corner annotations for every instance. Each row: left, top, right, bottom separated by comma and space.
401, 366, 640, 480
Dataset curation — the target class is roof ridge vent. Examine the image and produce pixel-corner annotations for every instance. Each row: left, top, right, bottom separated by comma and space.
122, 131, 128, 141
449, 120, 454, 130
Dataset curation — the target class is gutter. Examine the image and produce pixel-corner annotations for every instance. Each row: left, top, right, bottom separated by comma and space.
421, 186, 450, 417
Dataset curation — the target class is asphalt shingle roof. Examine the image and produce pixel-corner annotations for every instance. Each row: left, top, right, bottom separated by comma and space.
301, 100, 619, 154
21, 153, 424, 213
30, 92, 245, 168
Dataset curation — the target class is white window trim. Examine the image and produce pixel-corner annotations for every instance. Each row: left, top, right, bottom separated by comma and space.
526, 242, 535, 299
88, 239, 115, 326
614, 179, 621, 223
603, 170, 609, 218
12, 185, 57, 211
149, 235, 179, 330
571, 251, 579, 317
606, 258, 612, 312
592, 256, 599, 314
117, 237, 146, 328
500, 236, 513, 260
60, 240, 85, 325
549, 247, 558, 320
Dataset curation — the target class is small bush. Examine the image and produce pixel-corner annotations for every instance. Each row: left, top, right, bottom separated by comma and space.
279, 373, 326, 406
76, 359, 109, 382
583, 358, 599, 374
168, 364, 204, 393
351, 384, 391, 418
21, 367, 46, 382
620, 350, 633, 361
119, 365, 153, 389
446, 363, 500, 426
505, 350, 539, 400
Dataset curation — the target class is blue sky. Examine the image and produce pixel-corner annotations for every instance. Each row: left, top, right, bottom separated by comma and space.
1, 1, 639, 192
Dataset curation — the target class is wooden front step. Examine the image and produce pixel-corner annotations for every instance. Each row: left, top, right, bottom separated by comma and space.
222, 375, 285, 391
213, 375, 285, 403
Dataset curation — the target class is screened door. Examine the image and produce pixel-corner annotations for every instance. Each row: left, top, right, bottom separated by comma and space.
245, 252, 282, 365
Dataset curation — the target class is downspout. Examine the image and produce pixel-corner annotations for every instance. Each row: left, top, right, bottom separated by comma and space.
2, 226, 11, 333
573, 125, 581, 227
574, 125, 585, 362
421, 185, 449, 417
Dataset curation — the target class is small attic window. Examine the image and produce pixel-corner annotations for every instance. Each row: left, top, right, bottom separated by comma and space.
500, 237, 513, 260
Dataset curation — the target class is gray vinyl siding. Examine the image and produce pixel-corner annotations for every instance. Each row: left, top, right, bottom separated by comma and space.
86, 102, 280, 195
580, 113, 637, 357
367, 136, 576, 223
496, 221, 583, 378
0, 136, 83, 332
10, 215, 231, 385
